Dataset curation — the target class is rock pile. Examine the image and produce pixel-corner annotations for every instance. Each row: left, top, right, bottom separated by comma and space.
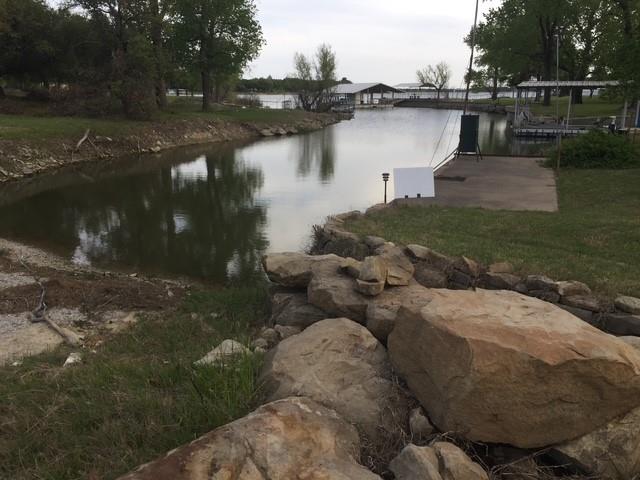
119, 219, 640, 480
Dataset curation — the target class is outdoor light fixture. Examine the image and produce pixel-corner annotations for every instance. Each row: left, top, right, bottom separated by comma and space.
382, 173, 390, 204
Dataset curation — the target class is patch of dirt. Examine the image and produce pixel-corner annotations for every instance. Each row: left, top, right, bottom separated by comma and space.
0, 238, 187, 364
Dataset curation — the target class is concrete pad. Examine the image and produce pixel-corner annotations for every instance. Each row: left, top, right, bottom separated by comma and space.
394, 156, 558, 212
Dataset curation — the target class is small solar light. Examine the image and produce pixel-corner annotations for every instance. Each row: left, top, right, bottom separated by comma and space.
382, 173, 390, 204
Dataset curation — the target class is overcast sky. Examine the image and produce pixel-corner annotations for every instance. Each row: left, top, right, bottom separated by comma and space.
249, 0, 498, 85
48, 0, 498, 86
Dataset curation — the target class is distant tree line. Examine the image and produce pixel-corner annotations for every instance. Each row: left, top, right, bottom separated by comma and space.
466, 0, 639, 104
0, 0, 265, 117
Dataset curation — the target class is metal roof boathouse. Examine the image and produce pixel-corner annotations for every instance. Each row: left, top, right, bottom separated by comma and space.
332, 83, 403, 107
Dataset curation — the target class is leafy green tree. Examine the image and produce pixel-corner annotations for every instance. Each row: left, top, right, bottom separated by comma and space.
174, 0, 264, 111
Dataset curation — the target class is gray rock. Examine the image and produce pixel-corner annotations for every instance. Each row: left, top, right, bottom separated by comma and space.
414, 264, 448, 288
479, 272, 521, 290
409, 407, 435, 439
364, 235, 387, 250
308, 264, 369, 323
252, 337, 269, 350
603, 313, 640, 336
274, 325, 301, 340
561, 295, 600, 312
450, 270, 473, 288
529, 289, 561, 304
556, 304, 597, 327
270, 292, 327, 329
454, 256, 482, 278
259, 327, 279, 347
525, 275, 556, 292
359, 256, 387, 283
615, 295, 640, 315
553, 406, 640, 480
434, 442, 489, 480
406, 245, 455, 272
260, 318, 408, 444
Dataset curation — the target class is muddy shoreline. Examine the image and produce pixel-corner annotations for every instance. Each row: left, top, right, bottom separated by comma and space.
0, 112, 347, 184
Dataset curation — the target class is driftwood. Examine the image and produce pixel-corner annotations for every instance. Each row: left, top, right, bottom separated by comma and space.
19, 257, 83, 347
75, 129, 91, 151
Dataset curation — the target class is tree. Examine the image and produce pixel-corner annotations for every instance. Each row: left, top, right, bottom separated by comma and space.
174, 0, 264, 111
416, 62, 452, 100
293, 43, 337, 112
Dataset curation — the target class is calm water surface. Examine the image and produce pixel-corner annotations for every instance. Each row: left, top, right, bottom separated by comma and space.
0, 108, 549, 282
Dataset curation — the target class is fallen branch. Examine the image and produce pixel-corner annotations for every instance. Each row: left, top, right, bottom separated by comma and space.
19, 257, 82, 347
75, 129, 91, 151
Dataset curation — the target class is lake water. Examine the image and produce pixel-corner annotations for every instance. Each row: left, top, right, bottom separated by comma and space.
0, 108, 550, 283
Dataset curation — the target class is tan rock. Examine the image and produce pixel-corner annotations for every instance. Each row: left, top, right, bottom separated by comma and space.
260, 318, 408, 443
405, 245, 454, 273
356, 279, 385, 297
620, 336, 640, 351
454, 256, 482, 277
553, 406, 640, 480
390, 443, 488, 480
414, 264, 449, 288
488, 261, 514, 274
308, 263, 369, 322
616, 295, 640, 315
561, 294, 600, 312
434, 442, 488, 480
262, 252, 342, 288
390, 444, 443, 480
117, 397, 380, 480
340, 257, 362, 279
366, 304, 399, 343
359, 256, 387, 283
389, 288, 640, 448
556, 280, 592, 297
376, 244, 414, 286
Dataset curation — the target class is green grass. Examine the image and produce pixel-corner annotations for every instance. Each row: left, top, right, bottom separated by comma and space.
472, 96, 623, 119
0, 285, 269, 480
345, 169, 640, 298
0, 97, 313, 141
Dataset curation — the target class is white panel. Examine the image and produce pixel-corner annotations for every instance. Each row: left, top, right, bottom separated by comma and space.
393, 167, 435, 199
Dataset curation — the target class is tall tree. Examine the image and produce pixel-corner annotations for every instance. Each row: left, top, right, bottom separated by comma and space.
174, 0, 264, 111
293, 43, 337, 112
417, 61, 452, 100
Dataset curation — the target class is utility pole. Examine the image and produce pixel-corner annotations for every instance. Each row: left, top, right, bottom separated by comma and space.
463, 0, 480, 115
555, 33, 562, 173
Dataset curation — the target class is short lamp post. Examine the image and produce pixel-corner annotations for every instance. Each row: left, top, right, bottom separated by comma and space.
382, 173, 390, 204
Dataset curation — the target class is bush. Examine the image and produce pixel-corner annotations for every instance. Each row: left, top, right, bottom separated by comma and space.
547, 130, 640, 169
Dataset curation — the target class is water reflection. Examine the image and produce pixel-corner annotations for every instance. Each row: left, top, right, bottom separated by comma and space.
0, 146, 268, 282
0, 109, 553, 283
294, 128, 335, 182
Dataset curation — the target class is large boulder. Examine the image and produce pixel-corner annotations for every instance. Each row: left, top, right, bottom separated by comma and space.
260, 318, 408, 444
390, 442, 488, 480
262, 252, 342, 288
553, 406, 640, 480
388, 288, 640, 448
117, 397, 380, 480
376, 244, 414, 286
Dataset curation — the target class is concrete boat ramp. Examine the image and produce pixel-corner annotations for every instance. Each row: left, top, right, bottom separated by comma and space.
394, 156, 558, 212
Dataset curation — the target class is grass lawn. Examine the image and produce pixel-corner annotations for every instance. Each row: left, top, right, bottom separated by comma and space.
0, 285, 268, 480
0, 97, 312, 141
345, 169, 640, 299
473, 96, 624, 119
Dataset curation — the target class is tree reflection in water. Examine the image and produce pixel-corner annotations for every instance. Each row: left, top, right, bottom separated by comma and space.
0, 148, 268, 283
294, 127, 335, 183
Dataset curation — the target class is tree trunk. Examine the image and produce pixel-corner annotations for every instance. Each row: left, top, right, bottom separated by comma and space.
202, 71, 212, 111
572, 88, 583, 105
150, 0, 167, 109
491, 69, 498, 101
